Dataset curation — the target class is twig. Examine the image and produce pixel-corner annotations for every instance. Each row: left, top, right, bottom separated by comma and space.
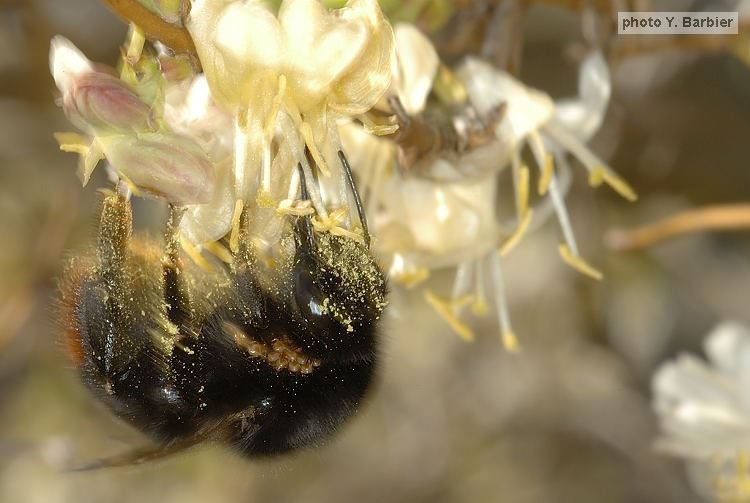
606, 204, 750, 252
101, 0, 197, 58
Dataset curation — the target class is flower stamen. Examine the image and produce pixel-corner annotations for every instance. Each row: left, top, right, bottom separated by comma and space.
424, 290, 475, 342
228, 199, 244, 254
558, 243, 603, 280
490, 253, 520, 352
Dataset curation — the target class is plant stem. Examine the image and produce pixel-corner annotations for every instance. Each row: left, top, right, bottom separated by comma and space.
607, 204, 750, 251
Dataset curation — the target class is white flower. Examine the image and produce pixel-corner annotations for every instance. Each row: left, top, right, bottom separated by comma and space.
653, 322, 750, 458
652, 321, 750, 500
390, 23, 439, 115
341, 27, 633, 349
186, 0, 394, 207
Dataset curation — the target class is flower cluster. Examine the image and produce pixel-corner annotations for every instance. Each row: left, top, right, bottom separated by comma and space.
50, 35, 215, 204
652, 322, 750, 501
52, 0, 394, 259
341, 25, 636, 349
50, 1, 632, 349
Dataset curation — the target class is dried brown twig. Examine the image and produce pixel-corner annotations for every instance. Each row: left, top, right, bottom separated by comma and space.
606, 204, 750, 252
101, 0, 197, 59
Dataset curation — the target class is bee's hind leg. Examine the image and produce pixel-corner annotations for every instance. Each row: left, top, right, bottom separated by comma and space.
162, 203, 191, 327
74, 186, 173, 426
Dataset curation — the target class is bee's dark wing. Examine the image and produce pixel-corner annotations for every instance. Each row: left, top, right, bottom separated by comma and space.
67, 418, 234, 471
68, 438, 199, 471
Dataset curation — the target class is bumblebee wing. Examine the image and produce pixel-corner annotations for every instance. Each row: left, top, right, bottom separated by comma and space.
68, 439, 197, 471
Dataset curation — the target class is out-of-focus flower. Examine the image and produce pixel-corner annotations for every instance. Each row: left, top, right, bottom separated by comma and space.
390, 23, 439, 115
653, 321, 750, 501
342, 24, 634, 348
50, 36, 217, 205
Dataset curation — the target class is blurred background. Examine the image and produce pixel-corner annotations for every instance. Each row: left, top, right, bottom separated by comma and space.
1, 0, 750, 501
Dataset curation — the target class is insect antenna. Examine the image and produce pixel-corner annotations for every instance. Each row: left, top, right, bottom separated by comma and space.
338, 150, 370, 248
295, 163, 316, 253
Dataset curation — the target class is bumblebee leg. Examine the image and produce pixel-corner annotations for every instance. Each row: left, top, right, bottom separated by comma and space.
162, 204, 191, 327
76, 189, 180, 438
228, 207, 269, 329
97, 187, 132, 285
85, 188, 141, 380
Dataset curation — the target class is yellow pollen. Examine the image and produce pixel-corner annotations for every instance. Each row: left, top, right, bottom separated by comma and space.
276, 199, 315, 216
229, 199, 244, 253
499, 209, 534, 257
589, 166, 638, 202
54, 132, 90, 155
517, 164, 530, 216
538, 154, 554, 195
391, 267, 430, 289
179, 237, 213, 272
204, 241, 233, 263
470, 297, 488, 316
299, 122, 331, 177
424, 291, 475, 342
714, 451, 750, 501
358, 113, 399, 136
312, 208, 364, 243
256, 190, 276, 208
558, 244, 603, 280
502, 330, 521, 353
588, 166, 604, 187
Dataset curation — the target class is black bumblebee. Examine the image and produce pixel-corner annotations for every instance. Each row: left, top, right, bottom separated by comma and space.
59, 157, 387, 468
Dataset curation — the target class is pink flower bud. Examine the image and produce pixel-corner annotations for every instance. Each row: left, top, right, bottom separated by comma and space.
100, 132, 216, 204
64, 72, 153, 132
50, 37, 152, 133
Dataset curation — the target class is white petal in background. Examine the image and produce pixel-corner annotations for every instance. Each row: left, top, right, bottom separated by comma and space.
554, 51, 611, 142
391, 23, 438, 115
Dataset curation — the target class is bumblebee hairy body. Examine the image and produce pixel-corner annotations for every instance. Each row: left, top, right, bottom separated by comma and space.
59, 178, 387, 467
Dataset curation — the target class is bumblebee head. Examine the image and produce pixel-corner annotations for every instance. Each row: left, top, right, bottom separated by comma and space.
286, 166, 387, 364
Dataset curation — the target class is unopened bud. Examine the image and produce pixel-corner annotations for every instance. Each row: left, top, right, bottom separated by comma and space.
51, 36, 152, 133
100, 132, 216, 204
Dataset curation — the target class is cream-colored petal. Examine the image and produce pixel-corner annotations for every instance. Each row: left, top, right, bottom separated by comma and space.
705, 322, 750, 379
554, 50, 610, 142
281, 0, 370, 106
49, 36, 93, 93
181, 160, 236, 245
459, 58, 554, 141
328, 0, 394, 115
215, 1, 284, 68
279, 0, 327, 55
187, 0, 254, 106
392, 23, 438, 115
